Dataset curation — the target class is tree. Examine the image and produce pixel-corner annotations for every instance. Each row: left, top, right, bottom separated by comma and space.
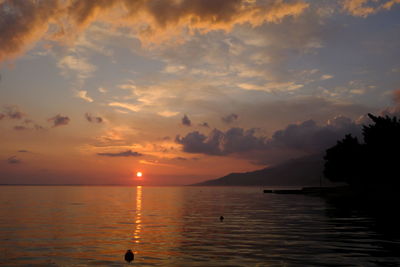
324, 113, 400, 190
323, 134, 363, 186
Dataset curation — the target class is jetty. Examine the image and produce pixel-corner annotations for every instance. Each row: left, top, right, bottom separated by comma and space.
263, 189, 302, 194
264, 186, 349, 197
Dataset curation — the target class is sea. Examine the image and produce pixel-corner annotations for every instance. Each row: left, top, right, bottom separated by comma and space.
0, 186, 399, 266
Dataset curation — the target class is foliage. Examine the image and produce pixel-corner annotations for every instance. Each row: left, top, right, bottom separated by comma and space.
324, 113, 400, 189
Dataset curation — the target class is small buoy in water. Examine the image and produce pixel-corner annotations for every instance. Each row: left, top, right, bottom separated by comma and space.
125, 249, 134, 263
220, 216, 224, 222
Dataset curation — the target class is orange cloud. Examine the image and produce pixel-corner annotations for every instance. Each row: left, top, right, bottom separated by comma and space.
121, 0, 309, 45
382, 0, 400, 9
342, 0, 400, 17
0, 0, 309, 62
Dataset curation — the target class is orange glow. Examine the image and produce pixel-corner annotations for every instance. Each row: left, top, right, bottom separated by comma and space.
136, 171, 143, 177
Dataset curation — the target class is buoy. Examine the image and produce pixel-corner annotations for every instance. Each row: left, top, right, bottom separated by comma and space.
125, 249, 134, 263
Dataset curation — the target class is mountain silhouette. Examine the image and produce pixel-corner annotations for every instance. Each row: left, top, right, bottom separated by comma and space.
193, 154, 330, 186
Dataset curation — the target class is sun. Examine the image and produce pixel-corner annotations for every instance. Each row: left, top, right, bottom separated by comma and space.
136, 171, 143, 178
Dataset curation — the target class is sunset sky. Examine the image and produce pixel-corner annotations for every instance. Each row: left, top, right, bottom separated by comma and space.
1, 0, 400, 185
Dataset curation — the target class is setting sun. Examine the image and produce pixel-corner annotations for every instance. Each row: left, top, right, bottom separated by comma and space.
136, 172, 143, 178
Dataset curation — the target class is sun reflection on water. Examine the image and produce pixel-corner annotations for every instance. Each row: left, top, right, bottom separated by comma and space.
134, 185, 142, 249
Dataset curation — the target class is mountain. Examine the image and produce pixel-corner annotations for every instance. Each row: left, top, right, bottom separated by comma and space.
193, 154, 328, 186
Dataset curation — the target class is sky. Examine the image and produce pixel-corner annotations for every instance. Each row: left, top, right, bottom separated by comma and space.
1, 0, 400, 185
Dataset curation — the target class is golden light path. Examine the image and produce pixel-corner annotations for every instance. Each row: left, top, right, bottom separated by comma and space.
134, 185, 142, 251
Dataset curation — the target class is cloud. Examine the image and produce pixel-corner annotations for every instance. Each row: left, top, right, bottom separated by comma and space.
2, 0, 400, 63
85, 112, 103, 123
321, 74, 333, 80
13, 124, 44, 131
98, 87, 107, 93
2, 106, 24, 119
7, 156, 21, 164
382, 0, 400, 9
342, 0, 377, 17
76, 90, 94, 102
238, 81, 304, 92
269, 116, 360, 153
108, 102, 141, 112
199, 122, 210, 128
1, 108, 46, 130
0, 0, 310, 62
181, 114, 191, 126
18, 150, 29, 153
392, 89, 400, 105
380, 89, 400, 116
158, 110, 179, 117
58, 55, 97, 85
97, 149, 143, 157
0, 0, 61, 62
174, 157, 188, 161
176, 115, 361, 164
33, 124, 45, 131
238, 83, 266, 91
48, 114, 70, 127
176, 130, 222, 155
342, 0, 400, 17
176, 127, 267, 155
349, 89, 365, 95
69, 0, 310, 46
14, 125, 27, 131
222, 113, 239, 124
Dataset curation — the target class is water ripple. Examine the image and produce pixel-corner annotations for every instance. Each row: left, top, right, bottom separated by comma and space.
0, 186, 399, 266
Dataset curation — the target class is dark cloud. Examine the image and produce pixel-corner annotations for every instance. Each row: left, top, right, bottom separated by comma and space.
1, 107, 45, 130
181, 114, 191, 126
7, 156, 21, 164
269, 116, 360, 153
48, 114, 70, 127
176, 115, 361, 164
67, 0, 117, 29
34, 124, 45, 130
221, 113, 239, 124
97, 150, 143, 157
0, 0, 61, 61
199, 122, 210, 128
14, 125, 27, 131
176, 127, 267, 155
18, 150, 29, 153
176, 131, 219, 155
3, 106, 24, 119
173, 156, 200, 161
85, 112, 103, 123
174, 157, 188, 161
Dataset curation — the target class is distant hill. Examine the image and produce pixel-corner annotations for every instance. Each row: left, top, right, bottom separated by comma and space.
193, 154, 329, 186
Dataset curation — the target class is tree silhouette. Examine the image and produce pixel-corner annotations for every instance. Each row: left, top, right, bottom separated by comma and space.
324, 134, 363, 186
324, 113, 400, 191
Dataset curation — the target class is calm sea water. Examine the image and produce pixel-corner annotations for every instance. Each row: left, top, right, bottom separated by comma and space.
0, 186, 399, 266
